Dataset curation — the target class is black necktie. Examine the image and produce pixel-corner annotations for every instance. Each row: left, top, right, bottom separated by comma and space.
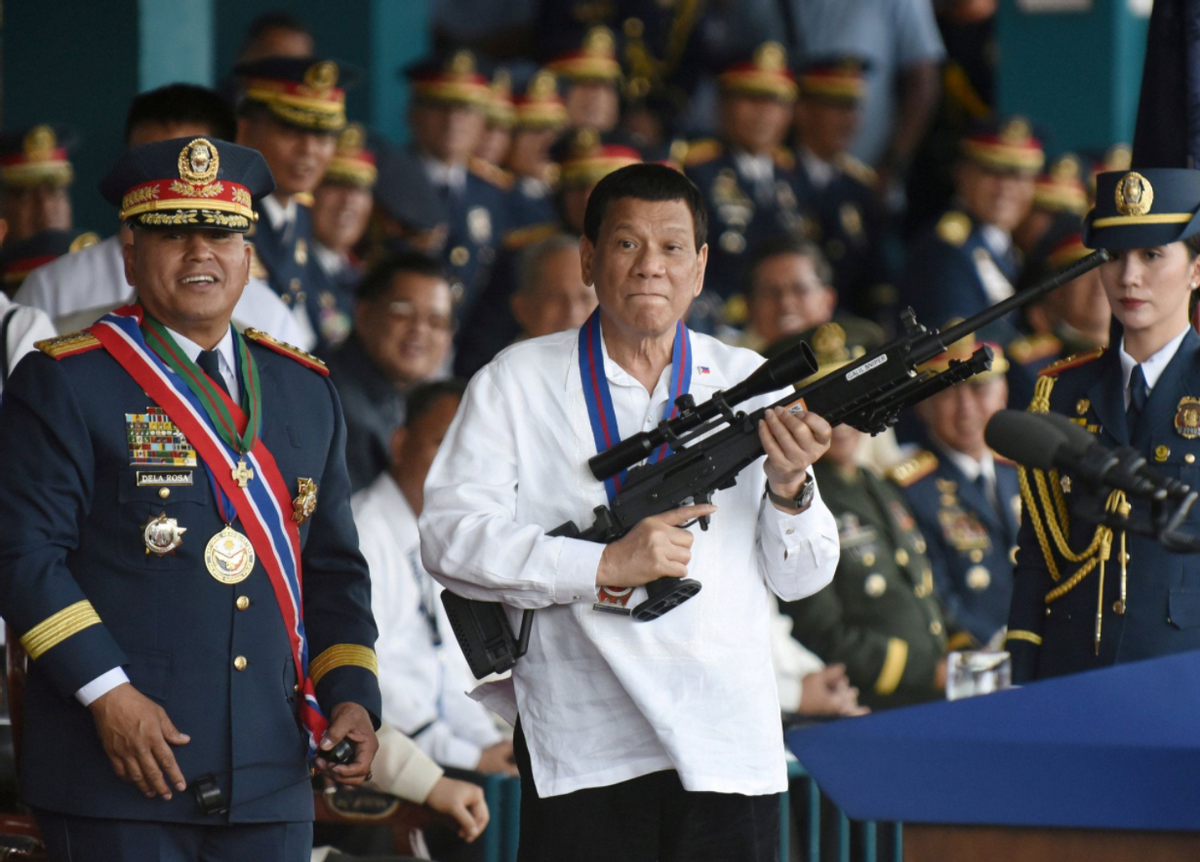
1127, 363, 1148, 438
197, 349, 231, 399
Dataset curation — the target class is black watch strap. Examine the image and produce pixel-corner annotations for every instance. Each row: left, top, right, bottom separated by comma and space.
767, 474, 813, 510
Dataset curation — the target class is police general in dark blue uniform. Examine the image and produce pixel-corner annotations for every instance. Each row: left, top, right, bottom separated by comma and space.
1007, 167, 1200, 683
0, 137, 381, 862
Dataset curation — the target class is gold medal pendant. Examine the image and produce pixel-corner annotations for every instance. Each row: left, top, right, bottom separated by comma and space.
204, 526, 256, 584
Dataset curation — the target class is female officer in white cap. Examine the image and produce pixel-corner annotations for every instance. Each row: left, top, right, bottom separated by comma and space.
1007, 167, 1200, 683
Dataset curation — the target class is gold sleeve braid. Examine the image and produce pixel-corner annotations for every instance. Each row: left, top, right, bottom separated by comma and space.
309, 644, 379, 687
20, 600, 102, 659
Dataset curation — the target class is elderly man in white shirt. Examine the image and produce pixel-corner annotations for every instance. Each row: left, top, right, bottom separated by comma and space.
421, 163, 839, 861
353, 379, 517, 777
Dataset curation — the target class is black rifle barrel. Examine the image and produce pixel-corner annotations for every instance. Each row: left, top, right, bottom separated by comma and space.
931, 249, 1111, 357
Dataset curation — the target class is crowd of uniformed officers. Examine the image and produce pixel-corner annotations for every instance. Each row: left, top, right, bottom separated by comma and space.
0, 2, 1194, 860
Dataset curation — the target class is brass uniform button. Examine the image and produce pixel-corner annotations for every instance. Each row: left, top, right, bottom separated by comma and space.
1113, 600, 1126, 615
294, 683, 301, 692
894, 549, 909, 566
236, 596, 250, 611
450, 246, 470, 267
1156, 445, 1170, 462
158, 487, 170, 499
914, 583, 928, 598
1076, 398, 1090, 415
862, 552, 876, 567
233, 656, 247, 671
914, 538, 926, 554
969, 549, 984, 563
929, 620, 944, 636
1046, 607, 1052, 617
1187, 454, 1196, 465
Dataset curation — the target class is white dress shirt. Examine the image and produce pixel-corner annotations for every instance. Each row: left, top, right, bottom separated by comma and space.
420, 156, 467, 197
16, 234, 314, 350
353, 473, 502, 770
799, 147, 835, 192
732, 150, 776, 204
0, 294, 56, 392
75, 325, 241, 706
1119, 326, 1190, 409
420, 326, 840, 797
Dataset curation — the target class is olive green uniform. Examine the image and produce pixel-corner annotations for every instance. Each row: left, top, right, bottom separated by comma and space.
782, 460, 968, 710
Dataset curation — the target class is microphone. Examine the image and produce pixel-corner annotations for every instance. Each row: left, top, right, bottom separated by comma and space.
985, 411, 1178, 500
191, 739, 357, 815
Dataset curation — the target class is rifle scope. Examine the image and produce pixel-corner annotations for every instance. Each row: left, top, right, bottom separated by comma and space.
588, 340, 818, 480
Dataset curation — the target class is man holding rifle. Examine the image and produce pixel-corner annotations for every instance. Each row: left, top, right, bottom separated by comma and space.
420, 163, 840, 861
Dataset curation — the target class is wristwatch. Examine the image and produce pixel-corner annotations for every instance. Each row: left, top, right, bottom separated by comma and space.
767, 474, 814, 512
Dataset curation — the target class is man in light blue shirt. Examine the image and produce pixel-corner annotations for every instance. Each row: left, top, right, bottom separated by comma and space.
785, 0, 945, 185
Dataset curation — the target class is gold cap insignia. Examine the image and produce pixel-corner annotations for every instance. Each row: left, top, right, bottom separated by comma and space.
1001, 117, 1032, 144
754, 41, 787, 72
571, 127, 600, 156
1105, 144, 1132, 172
305, 60, 339, 91
1050, 154, 1081, 182
337, 123, 366, 156
1114, 171, 1153, 217
1175, 397, 1200, 439
449, 50, 476, 75
24, 125, 56, 158
491, 68, 513, 96
529, 69, 558, 98
584, 26, 615, 56
178, 138, 219, 185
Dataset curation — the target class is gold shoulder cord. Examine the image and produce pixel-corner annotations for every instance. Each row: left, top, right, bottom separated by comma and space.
1018, 375, 1128, 654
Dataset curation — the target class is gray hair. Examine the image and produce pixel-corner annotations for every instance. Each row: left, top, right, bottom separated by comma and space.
516, 233, 582, 296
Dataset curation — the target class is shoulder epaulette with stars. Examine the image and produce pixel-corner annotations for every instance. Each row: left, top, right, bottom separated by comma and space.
835, 153, 878, 187
888, 450, 938, 487
935, 211, 972, 247
247, 242, 269, 280
35, 331, 102, 360
684, 139, 723, 167
293, 192, 315, 207
1037, 347, 1105, 378
1007, 331, 1062, 365
469, 157, 514, 191
244, 328, 329, 376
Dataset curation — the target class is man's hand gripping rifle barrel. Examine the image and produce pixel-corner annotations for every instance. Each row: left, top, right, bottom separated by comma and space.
442, 250, 1112, 679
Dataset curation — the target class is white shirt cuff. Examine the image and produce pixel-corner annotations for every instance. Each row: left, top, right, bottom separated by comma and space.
553, 537, 606, 604
75, 667, 129, 706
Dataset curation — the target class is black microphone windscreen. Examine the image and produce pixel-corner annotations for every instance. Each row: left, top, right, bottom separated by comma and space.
984, 410, 1068, 471
1036, 411, 1100, 456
